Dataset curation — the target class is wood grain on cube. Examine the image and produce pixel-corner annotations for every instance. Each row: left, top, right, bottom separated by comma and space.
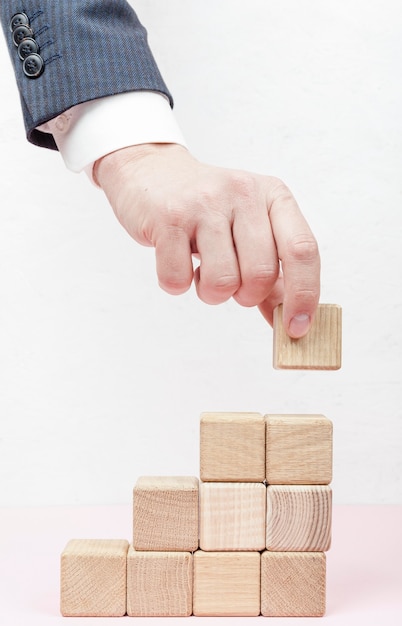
127, 547, 192, 617
60, 539, 128, 617
133, 476, 198, 551
200, 482, 266, 551
200, 412, 265, 482
261, 551, 326, 617
193, 551, 260, 617
273, 303, 342, 370
265, 414, 333, 484
266, 485, 332, 551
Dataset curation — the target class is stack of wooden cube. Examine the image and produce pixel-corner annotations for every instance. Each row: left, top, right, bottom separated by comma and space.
60, 411, 333, 618
196, 412, 332, 617
60, 304, 340, 617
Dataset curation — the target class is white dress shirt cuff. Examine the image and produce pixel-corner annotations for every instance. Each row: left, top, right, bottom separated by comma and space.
38, 91, 186, 184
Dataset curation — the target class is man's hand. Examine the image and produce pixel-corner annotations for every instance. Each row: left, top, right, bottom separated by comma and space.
94, 143, 320, 338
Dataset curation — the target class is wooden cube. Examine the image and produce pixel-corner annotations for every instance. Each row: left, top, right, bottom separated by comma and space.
60, 539, 128, 617
266, 485, 332, 551
200, 412, 265, 482
127, 547, 192, 616
261, 551, 326, 617
133, 476, 198, 551
265, 414, 333, 484
193, 551, 260, 616
200, 482, 266, 551
273, 303, 342, 370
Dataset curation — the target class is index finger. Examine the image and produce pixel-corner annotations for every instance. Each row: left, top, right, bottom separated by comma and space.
266, 178, 321, 338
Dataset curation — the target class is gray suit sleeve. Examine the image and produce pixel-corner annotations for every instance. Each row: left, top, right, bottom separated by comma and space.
1, 1, 172, 150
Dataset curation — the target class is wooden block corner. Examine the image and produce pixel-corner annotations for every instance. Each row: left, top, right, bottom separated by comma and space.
273, 303, 342, 370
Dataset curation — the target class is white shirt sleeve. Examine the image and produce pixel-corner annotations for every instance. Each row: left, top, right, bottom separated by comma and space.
37, 91, 187, 184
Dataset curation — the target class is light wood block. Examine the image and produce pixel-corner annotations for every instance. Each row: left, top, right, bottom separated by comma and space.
261, 551, 326, 617
265, 414, 333, 484
193, 551, 260, 616
200, 412, 265, 482
266, 485, 332, 551
273, 303, 342, 370
200, 482, 266, 551
127, 547, 192, 616
60, 539, 128, 617
133, 476, 198, 551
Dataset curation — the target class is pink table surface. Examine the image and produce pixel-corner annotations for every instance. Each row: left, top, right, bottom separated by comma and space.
0, 505, 401, 625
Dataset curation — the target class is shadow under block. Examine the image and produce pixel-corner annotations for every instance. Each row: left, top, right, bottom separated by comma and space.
200, 412, 265, 482
273, 303, 342, 370
133, 476, 198, 551
200, 482, 266, 551
266, 485, 332, 551
126, 548, 192, 617
60, 539, 128, 617
193, 551, 260, 616
265, 414, 333, 484
261, 551, 326, 617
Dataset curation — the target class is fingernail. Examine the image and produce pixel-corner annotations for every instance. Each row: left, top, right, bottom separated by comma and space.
288, 313, 310, 338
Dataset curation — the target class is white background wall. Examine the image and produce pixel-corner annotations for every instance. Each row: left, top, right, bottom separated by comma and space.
0, 0, 401, 507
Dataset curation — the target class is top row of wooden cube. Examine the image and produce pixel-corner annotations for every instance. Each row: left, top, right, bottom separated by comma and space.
200, 413, 333, 485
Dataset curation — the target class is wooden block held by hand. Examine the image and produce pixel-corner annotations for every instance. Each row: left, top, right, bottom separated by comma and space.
200, 482, 266, 551
127, 547, 192, 616
261, 551, 326, 617
266, 485, 332, 551
193, 551, 260, 616
133, 476, 199, 551
273, 303, 342, 370
265, 414, 333, 484
60, 539, 128, 617
200, 412, 265, 482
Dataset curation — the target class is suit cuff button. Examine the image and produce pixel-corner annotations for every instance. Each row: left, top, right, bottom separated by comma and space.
9, 12, 30, 32
18, 37, 40, 60
12, 24, 33, 46
23, 53, 44, 78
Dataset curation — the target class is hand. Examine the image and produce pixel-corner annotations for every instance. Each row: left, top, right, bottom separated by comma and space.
94, 143, 320, 338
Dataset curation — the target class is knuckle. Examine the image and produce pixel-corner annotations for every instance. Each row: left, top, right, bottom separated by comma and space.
164, 222, 187, 242
199, 273, 240, 303
146, 206, 189, 247
268, 177, 292, 199
292, 288, 319, 309
234, 265, 278, 307
213, 273, 241, 293
227, 172, 259, 202
286, 234, 319, 262
162, 205, 188, 231
158, 197, 196, 230
267, 177, 299, 213
247, 264, 279, 286
232, 171, 256, 192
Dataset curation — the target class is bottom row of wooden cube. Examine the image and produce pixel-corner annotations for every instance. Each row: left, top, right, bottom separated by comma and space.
61, 539, 326, 617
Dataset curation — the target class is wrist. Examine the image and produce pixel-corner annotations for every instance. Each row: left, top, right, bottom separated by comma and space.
94, 143, 189, 187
